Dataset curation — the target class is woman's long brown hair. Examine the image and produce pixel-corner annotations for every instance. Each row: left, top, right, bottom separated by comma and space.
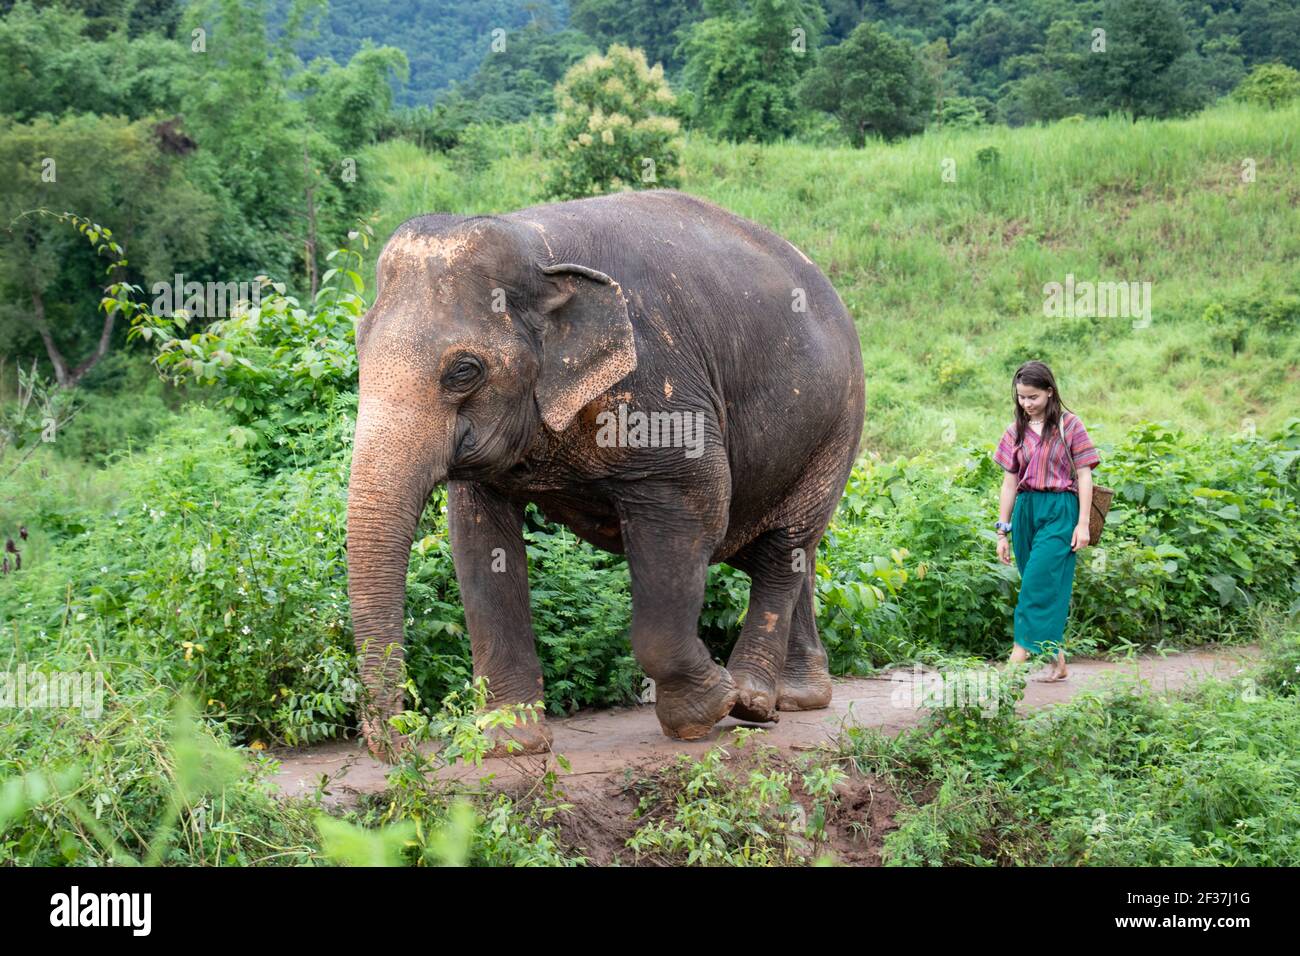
1009, 360, 1076, 451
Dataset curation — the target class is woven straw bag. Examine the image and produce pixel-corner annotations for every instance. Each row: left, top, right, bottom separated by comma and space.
1070, 452, 1113, 545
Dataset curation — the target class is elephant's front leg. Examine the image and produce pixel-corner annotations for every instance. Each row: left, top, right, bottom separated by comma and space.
447, 480, 552, 755
618, 493, 739, 740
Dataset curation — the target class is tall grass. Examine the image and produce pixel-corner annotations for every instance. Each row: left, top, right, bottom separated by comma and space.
362, 101, 1300, 460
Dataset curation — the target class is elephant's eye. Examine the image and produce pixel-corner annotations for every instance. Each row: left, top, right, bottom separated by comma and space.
442, 353, 485, 392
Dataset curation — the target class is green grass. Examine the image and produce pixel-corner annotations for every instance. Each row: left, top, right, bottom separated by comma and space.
2, 101, 1298, 867
840, 605, 1300, 866
362, 101, 1300, 461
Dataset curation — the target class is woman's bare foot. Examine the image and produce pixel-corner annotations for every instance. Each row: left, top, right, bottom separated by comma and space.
1031, 655, 1069, 682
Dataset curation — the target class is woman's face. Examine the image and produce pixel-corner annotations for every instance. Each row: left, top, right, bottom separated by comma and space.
1016, 384, 1052, 419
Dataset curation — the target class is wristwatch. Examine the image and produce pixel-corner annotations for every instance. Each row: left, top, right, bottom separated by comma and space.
994, 520, 1012, 535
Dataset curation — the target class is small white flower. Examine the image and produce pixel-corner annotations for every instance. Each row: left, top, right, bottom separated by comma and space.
241, 625, 251, 635
100, 566, 108, 573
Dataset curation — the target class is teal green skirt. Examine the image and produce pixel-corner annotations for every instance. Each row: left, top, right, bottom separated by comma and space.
1011, 490, 1079, 656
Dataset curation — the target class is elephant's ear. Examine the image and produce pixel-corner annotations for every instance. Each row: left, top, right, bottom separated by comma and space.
533, 263, 638, 433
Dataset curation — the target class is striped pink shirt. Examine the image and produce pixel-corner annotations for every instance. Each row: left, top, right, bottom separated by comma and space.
993, 411, 1100, 493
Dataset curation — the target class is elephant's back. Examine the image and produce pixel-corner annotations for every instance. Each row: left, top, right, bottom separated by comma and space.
505, 190, 861, 381
508, 191, 865, 547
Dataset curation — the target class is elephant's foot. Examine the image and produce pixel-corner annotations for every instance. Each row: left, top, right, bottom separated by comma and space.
485, 711, 554, 758
775, 665, 833, 711
728, 667, 781, 723
655, 665, 740, 740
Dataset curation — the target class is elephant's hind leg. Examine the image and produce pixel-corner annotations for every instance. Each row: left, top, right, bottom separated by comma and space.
725, 530, 809, 723
777, 567, 833, 711
761, 421, 859, 714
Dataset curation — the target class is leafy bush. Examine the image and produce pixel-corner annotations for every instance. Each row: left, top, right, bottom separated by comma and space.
2, 405, 357, 746
1233, 63, 1300, 108
340, 677, 583, 866
130, 228, 370, 472
403, 505, 643, 717
548, 44, 682, 199
47, 351, 175, 465
0, 691, 320, 866
1083, 419, 1300, 637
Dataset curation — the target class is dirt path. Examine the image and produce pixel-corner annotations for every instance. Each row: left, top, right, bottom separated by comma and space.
269, 644, 1260, 809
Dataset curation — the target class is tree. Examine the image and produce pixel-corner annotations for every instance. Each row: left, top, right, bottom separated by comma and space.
173, 0, 381, 292
922, 36, 956, 126
998, 18, 1088, 125
1079, 0, 1205, 119
569, 0, 705, 73
294, 43, 409, 153
0, 1, 190, 120
677, 0, 827, 142
1233, 62, 1300, 108
799, 19, 933, 145
449, 25, 596, 122
548, 44, 683, 199
0, 115, 216, 387
936, 95, 990, 129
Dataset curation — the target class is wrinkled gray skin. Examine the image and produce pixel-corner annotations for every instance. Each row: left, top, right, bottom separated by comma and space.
347, 190, 865, 760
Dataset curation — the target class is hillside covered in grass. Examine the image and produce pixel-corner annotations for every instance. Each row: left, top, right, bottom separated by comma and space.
3, 91, 1299, 868
364, 101, 1300, 461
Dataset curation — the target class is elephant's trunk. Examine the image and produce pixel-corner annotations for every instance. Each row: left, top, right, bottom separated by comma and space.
346, 395, 449, 740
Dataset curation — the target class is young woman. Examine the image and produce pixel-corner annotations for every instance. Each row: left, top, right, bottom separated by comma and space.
992, 361, 1101, 681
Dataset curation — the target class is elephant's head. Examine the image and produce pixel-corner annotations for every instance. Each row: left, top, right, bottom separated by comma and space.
345, 215, 637, 755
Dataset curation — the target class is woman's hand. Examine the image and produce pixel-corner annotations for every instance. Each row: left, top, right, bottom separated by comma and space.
997, 534, 1011, 564
1071, 521, 1091, 552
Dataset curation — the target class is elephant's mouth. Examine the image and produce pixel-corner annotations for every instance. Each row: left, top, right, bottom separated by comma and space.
447, 418, 508, 482
452, 416, 475, 462
447, 411, 538, 482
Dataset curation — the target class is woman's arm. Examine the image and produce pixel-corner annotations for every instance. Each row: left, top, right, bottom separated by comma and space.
997, 470, 1016, 564
999, 469, 1017, 526
1073, 465, 1093, 550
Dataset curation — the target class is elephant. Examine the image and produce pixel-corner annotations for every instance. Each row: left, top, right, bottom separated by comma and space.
346, 188, 865, 760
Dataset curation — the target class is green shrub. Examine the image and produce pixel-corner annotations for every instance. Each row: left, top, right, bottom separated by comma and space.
849, 665, 1300, 865
403, 508, 644, 717
0, 691, 320, 866
2, 405, 357, 746
547, 44, 682, 200
349, 677, 583, 866
1233, 63, 1300, 108
131, 230, 369, 473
